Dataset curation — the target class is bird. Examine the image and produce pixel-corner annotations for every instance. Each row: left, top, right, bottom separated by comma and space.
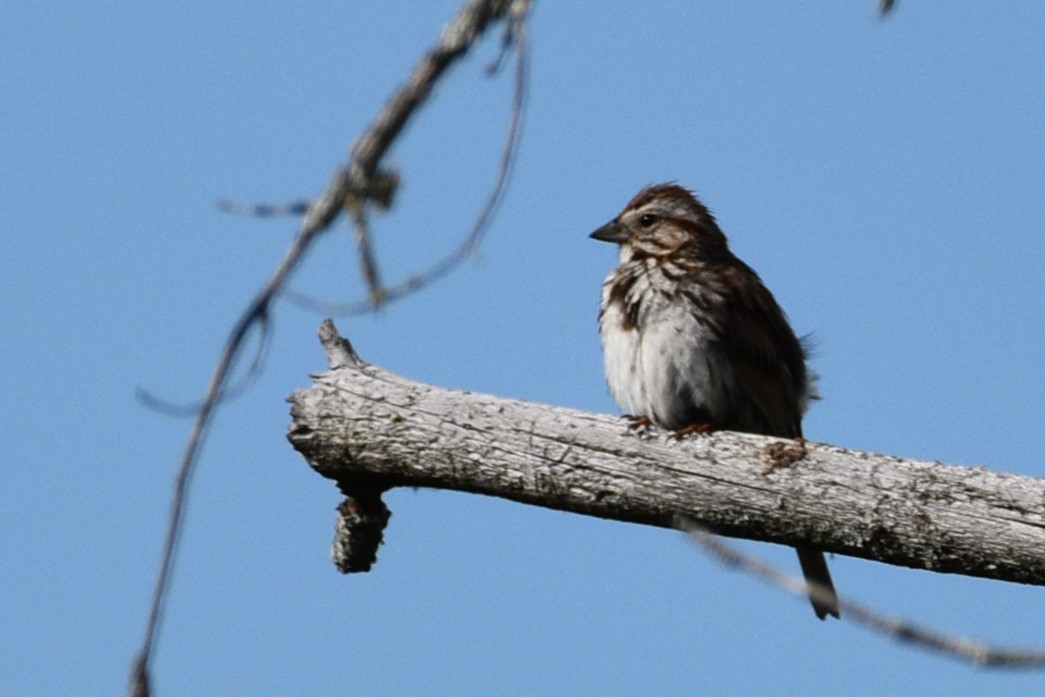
591, 182, 839, 620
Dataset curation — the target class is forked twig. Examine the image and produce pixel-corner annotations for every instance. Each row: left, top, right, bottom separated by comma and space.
676, 515, 1045, 668
128, 3, 530, 695
282, 5, 530, 316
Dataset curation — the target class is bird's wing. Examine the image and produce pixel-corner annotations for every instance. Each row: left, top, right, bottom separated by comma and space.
717, 263, 808, 438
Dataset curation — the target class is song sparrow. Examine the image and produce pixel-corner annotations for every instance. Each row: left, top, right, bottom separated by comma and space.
591, 182, 839, 620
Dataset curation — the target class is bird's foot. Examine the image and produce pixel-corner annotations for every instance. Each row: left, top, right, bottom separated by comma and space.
672, 422, 716, 439
624, 414, 652, 431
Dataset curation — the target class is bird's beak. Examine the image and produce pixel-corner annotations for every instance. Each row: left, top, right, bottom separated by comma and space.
589, 220, 628, 244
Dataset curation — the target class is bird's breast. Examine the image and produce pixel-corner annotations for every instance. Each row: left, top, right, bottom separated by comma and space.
598, 268, 730, 429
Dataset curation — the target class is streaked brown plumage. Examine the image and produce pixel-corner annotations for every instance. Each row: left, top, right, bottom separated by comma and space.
592, 183, 839, 620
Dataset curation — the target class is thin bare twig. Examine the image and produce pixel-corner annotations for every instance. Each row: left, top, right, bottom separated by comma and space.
348, 201, 386, 307
676, 516, 1045, 669
128, 2, 527, 695
217, 198, 311, 217
217, 170, 398, 221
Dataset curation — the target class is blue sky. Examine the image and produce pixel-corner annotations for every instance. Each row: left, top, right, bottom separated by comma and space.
3, 2, 1044, 695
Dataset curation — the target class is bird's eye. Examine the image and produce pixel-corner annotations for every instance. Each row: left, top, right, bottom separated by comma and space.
639, 213, 658, 228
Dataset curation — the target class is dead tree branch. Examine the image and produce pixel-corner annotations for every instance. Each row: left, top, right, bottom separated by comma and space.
288, 319, 1045, 667
289, 321, 1045, 588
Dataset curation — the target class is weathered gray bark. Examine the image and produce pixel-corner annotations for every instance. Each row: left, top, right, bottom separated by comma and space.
288, 321, 1045, 585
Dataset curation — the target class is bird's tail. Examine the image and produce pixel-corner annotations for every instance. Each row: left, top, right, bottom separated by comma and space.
795, 547, 840, 620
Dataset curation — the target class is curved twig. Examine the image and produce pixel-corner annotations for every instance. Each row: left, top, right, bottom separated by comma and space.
135, 311, 272, 417
677, 517, 1045, 668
